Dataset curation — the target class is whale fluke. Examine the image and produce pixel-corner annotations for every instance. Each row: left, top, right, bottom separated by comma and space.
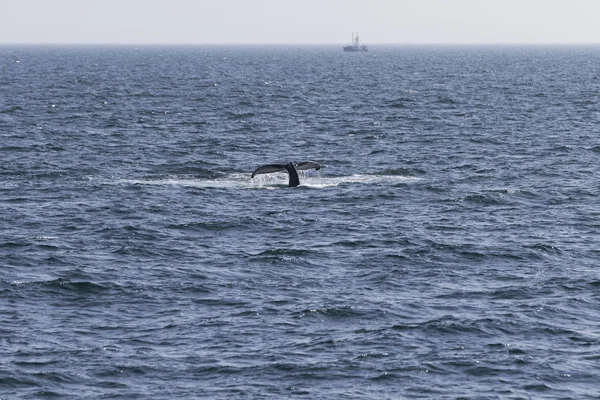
250, 164, 287, 178
251, 161, 321, 187
294, 161, 321, 172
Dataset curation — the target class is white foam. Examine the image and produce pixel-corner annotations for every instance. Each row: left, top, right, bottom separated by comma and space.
301, 174, 421, 188
114, 174, 253, 189
111, 173, 421, 190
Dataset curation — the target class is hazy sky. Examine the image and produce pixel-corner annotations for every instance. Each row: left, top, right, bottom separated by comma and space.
2, 0, 600, 45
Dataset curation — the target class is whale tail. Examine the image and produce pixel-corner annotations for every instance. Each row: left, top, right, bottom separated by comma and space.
251, 161, 321, 187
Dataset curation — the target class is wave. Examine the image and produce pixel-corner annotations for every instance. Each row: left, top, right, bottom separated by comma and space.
7, 278, 119, 295
0, 105, 22, 114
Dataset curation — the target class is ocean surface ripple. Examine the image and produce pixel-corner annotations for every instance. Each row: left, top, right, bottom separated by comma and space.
1, 45, 600, 399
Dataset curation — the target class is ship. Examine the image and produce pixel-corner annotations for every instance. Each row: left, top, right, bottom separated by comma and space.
343, 32, 368, 52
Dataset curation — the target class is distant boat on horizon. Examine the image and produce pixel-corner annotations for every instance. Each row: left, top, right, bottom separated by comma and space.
343, 32, 368, 52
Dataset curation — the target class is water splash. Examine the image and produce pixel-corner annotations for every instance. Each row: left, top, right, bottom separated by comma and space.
111, 172, 421, 190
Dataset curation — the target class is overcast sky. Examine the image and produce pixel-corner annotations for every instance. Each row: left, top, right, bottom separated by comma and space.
2, 0, 600, 45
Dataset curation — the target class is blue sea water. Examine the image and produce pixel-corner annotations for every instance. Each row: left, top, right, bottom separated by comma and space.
1, 45, 600, 399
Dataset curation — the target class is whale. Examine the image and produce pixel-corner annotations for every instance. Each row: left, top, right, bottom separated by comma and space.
251, 161, 321, 187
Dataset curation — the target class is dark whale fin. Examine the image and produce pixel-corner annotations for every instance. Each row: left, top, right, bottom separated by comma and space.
295, 161, 321, 172
251, 161, 321, 187
251, 164, 286, 178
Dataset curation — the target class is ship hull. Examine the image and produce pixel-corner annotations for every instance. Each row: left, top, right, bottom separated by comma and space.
343, 46, 368, 52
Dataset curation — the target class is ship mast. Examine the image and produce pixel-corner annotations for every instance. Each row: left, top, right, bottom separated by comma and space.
343, 32, 367, 52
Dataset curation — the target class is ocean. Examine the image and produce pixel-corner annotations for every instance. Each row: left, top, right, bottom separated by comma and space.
1, 45, 600, 399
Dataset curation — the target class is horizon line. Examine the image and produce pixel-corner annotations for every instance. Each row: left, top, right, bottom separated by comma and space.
2, 42, 600, 46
